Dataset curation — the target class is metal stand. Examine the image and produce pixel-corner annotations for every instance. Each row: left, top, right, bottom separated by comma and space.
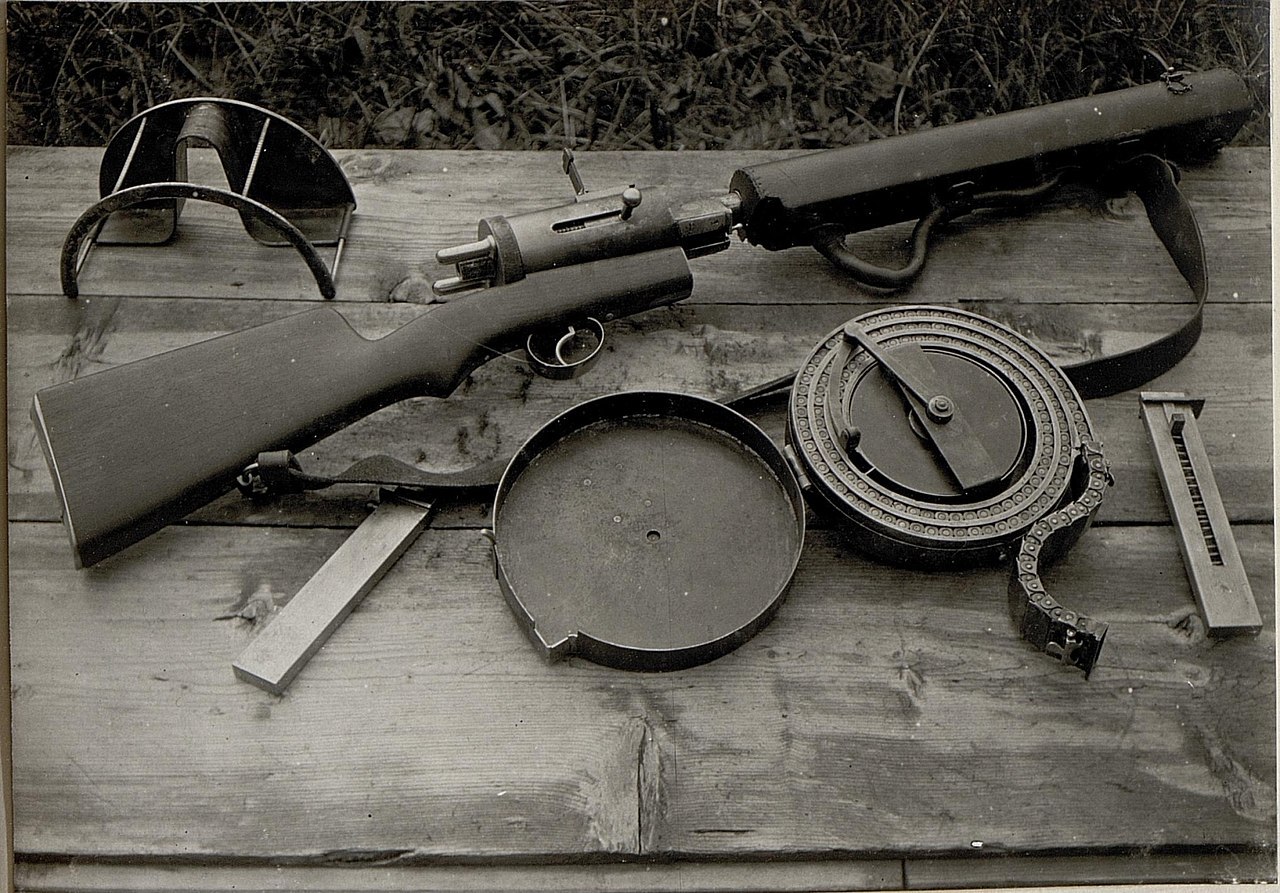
61, 97, 356, 299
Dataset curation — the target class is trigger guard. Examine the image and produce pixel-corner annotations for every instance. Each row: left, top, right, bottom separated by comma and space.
526, 317, 606, 380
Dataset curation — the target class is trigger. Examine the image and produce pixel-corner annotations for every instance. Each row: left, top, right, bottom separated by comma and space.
526, 318, 606, 380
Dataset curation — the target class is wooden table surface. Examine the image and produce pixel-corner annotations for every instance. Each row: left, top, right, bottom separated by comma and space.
5, 145, 1275, 891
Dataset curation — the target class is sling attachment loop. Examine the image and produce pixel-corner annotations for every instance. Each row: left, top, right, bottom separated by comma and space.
235, 451, 305, 499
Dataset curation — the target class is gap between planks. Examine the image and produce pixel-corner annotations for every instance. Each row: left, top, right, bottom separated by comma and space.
13, 850, 1277, 892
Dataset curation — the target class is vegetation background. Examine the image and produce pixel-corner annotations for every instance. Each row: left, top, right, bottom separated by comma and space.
6, 1, 1270, 151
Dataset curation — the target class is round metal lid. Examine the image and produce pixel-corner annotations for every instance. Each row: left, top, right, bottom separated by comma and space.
844, 346, 1029, 501
788, 305, 1097, 566
492, 391, 805, 671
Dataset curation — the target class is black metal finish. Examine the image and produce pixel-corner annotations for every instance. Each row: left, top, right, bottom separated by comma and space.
524, 317, 606, 379
491, 391, 805, 671
1006, 437, 1111, 677
788, 306, 1109, 674
731, 68, 1251, 253
61, 97, 355, 299
436, 70, 1251, 297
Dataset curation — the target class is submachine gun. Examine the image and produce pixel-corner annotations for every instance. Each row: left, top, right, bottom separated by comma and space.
34, 69, 1252, 674
431, 68, 1249, 402
436, 70, 1247, 294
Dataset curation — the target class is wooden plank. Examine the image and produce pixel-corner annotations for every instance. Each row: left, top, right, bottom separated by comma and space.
13, 858, 903, 893
8, 298, 1271, 530
5, 147, 1268, 307
232, 494, 434, 694
6, 144, 1272, 877
13, 851, 1275, 893
9, 520, 1272, 860
2, 512, 12, 893
905, 851, 1277, 888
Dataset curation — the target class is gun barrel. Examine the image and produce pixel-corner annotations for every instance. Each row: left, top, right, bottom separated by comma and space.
730, 68, 1253, 251
33, 248, 693, 567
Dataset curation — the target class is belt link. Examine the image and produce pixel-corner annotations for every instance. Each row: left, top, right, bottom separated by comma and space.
1008, 439, 1113, 677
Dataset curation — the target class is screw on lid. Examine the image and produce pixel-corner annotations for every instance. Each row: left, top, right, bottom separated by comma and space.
492, 391, 806, 671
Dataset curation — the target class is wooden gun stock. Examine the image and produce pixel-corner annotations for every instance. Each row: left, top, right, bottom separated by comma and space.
32, 248, 693, 567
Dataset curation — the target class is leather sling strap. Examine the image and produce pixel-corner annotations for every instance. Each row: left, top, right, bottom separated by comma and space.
1063, 154, 1207, 398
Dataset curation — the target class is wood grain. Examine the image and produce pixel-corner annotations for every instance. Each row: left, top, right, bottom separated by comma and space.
231, 494, 433, 694
14, 859, 904, 893
4, 147, 1269, 306
13, 850, 1275, 892
24, 249, 691, 566
904, 851, 1277, 889
6, 146, 1273, 880
8, 521, 1273, 860
8, 299, 1272, 530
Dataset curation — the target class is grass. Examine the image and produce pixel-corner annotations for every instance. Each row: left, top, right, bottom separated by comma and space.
5, 1, 1270, 150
